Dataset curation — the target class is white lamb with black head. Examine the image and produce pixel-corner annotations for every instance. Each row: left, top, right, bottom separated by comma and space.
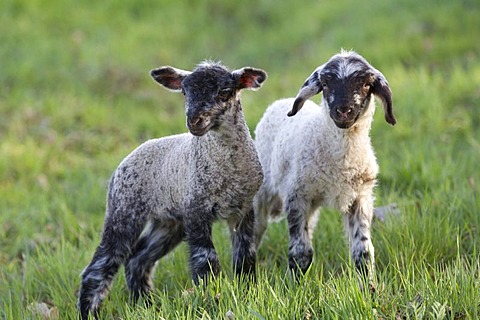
78, 61, 267, 319
254, 50, 395, 287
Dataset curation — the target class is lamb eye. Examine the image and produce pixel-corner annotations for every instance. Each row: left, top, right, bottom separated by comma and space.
218, 88, 233, 100
321, 81, 328, 88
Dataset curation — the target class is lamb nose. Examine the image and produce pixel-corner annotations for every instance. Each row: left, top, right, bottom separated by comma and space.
337, 108, 352, 119
189, 117, 202, 126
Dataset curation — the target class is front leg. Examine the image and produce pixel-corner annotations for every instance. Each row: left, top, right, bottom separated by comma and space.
229, 207, 257, 279
184, 207, 220, 285
345, 197, 375, 291
285, 194, 314, 276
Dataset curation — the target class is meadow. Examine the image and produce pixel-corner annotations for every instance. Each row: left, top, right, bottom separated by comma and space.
1, 0, 479, 318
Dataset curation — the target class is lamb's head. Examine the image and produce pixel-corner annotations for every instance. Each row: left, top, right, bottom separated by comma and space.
150, 61, 267, 136
288, 50, 396, 128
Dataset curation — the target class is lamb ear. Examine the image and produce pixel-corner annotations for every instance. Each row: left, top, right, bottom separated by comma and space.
150, 67, 191, 92
372, 69, 396, 125
232, 67, 267, 91
288, 65, 324, 117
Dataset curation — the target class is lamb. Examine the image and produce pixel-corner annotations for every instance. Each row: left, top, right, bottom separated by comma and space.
253, 50, 395, 288
78, 61, 267, 319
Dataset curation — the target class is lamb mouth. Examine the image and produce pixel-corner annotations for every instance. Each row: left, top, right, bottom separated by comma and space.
188, 123, 214, 136
333, 119, 355, 129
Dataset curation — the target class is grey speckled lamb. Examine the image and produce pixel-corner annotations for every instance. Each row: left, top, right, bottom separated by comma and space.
254, 50, 395, 289
78, 61, 267, 319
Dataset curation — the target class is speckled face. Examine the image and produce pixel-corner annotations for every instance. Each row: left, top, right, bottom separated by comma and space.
288, 51, 395, 127
181, 66, 237, 136
319, 57, 376, 129
151, 62, 267, 136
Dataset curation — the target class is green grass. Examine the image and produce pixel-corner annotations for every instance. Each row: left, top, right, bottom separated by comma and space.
1, 0, 479, 318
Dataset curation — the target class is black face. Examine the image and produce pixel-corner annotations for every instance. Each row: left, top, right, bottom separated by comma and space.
182, 66, 237, 136
320, 58, 376, 129
151, 62, 267, 136
288, 51, 395, 126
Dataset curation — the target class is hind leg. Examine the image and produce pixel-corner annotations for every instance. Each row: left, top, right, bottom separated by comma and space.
253, 185, 282, 249
125, 219, 184, 303
78, 213, 146, 320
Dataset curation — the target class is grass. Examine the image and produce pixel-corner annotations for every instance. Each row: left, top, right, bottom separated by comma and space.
1, 0, 479, 318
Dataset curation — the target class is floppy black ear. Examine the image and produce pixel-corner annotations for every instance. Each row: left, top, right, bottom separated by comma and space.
150, 67, 191, 92
232, 67, 268, 91
372, 69, 396, 125
288, 65, 324, 117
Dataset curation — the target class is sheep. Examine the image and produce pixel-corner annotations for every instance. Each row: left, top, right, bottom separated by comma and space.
253, 50, 395, 288
77, 61, 267, 319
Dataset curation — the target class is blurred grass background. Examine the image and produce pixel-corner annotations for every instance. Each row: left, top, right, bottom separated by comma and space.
1, 0, 479, 318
